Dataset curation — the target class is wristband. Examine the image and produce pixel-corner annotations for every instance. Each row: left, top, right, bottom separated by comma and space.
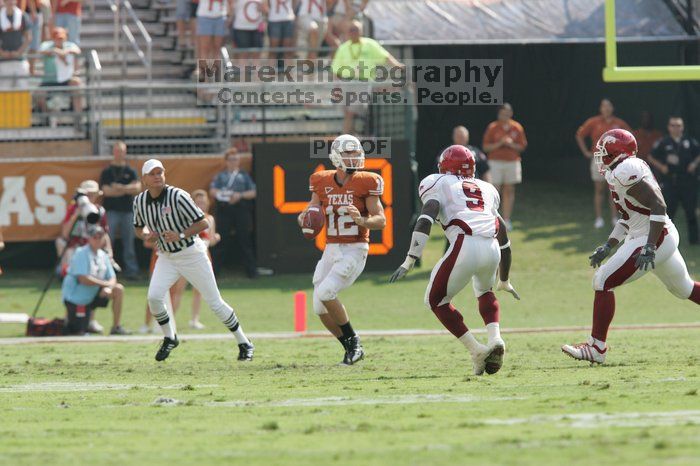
649, 214, 668, 223
499, 240, 511, 250
417, 214, 435, 224
408, 231, 429, 259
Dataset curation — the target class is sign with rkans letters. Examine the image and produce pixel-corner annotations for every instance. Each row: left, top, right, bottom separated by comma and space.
0, 156, 231, 242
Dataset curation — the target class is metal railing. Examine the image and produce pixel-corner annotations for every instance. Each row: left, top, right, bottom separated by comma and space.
108, 0, 153, 114
87, 49, 104, 153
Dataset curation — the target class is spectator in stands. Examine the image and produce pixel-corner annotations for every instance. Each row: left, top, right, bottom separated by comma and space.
62, 225, 130, 335
36, 27, 82, 118
99, 141, 141, 280
176, 0, 197, 50
326, 0, 367, 49
649, 116, 700, 244
37, 0, 49, 40
296, 0, 326, 59
633, 110, 662, 162
50, 0, 80, 45
56, 179, 113, 281
0, 0, 31, 89
196, 0, 231, 82
576, 98, 631, 229
331, 20, 403, 134
0, 225, 4, 275
264, 0, 294, 70
210, 147, 258, 278
19, 0, 38, 74
451, 125, 491, 182
231, 0, 264, 62
482, 103, 527, 231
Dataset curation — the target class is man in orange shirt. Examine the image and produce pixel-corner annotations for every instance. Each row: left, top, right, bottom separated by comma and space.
576, 98, 631, 229
482, 103, 527, 231
633, 111, 662, 162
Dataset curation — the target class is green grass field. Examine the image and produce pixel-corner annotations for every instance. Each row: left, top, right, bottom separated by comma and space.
1, 181, 699, 465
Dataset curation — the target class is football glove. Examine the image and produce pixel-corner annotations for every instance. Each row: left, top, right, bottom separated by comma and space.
634, 243, 656, 271
496, 280, 521, 300
389, 256, 416, 283
589, 243, 612, 268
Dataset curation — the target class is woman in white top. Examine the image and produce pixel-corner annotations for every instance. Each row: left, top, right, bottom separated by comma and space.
196, 0, 233, 82
296, 0, 326, 59
231, 0, 264, 60
263, 0, 294, 65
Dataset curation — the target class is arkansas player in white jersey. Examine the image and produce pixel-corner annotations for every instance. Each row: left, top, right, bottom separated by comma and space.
390, 145, 519, 376
563, 129, 700, 364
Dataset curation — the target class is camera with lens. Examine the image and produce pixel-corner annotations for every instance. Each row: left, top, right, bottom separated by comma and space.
73, 192, 101, 224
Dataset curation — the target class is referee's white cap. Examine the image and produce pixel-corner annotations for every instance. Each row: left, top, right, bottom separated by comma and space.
142, 159, 164, 176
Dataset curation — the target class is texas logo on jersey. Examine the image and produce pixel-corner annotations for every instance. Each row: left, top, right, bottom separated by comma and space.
309, 170, 384, 244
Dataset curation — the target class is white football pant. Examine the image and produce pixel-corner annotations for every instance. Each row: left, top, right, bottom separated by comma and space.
312, 242, 368, 315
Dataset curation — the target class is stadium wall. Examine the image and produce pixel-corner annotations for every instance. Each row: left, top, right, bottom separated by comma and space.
413, 40, 700, 182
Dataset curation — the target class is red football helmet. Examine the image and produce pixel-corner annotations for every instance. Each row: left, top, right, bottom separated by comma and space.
594, 129, 638, 174
438, 145, 475, 177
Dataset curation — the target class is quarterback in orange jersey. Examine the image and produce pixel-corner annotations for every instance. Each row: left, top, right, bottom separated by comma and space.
298, 134, 386, 365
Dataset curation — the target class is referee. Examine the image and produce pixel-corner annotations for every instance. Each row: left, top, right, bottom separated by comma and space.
133, 159, 255, 361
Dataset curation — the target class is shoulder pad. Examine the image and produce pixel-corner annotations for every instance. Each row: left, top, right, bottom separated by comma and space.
613, 158, 648, 187
418, 174, 446, 198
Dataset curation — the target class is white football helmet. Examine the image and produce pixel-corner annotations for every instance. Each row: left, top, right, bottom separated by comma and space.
329, 134, 365, 172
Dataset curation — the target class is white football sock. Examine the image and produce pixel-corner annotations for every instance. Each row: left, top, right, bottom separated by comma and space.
232, 326, 250, 345
458, 331, 483, 354
160, 321, 176, 340
486, 322, 501, 344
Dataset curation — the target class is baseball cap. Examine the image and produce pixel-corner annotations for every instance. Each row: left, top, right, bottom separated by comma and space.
87, 225, 105, 237
142, 159, 164, 176
78, 179, 102, 195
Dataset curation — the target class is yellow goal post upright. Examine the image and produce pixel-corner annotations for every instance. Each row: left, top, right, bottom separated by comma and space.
603, 0, 700, 82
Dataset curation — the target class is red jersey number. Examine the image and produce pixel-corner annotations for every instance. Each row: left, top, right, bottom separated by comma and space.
610, 190, 630, 221
462, 181, 485, 212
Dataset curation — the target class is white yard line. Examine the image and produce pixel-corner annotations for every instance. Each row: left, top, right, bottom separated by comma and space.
207, 394, 527, 408
483, 410, 700, 428
0, 382, 219, 393
1, 322, 699, 346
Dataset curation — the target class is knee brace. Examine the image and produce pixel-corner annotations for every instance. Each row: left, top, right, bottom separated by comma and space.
315, 276, 340, 302
313, 291, 327, 315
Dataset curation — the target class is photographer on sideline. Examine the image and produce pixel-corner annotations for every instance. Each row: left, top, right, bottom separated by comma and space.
62, 225, 128, 335
56, 179, 111, 272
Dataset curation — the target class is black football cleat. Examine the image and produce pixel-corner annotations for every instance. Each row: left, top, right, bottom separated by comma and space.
237, 342, 254, 361
342, 336, 364, 365
155, 336, 179, 361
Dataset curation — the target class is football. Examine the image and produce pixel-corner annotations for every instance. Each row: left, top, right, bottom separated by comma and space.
301, 206, 324, 239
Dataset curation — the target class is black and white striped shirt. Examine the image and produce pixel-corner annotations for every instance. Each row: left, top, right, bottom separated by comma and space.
133, 185, 205, 253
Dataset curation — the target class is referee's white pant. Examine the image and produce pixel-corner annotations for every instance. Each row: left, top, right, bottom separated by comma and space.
147, 238, 240, 331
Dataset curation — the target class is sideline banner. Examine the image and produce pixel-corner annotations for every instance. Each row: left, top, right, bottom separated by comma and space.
0, 156, 233, 242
